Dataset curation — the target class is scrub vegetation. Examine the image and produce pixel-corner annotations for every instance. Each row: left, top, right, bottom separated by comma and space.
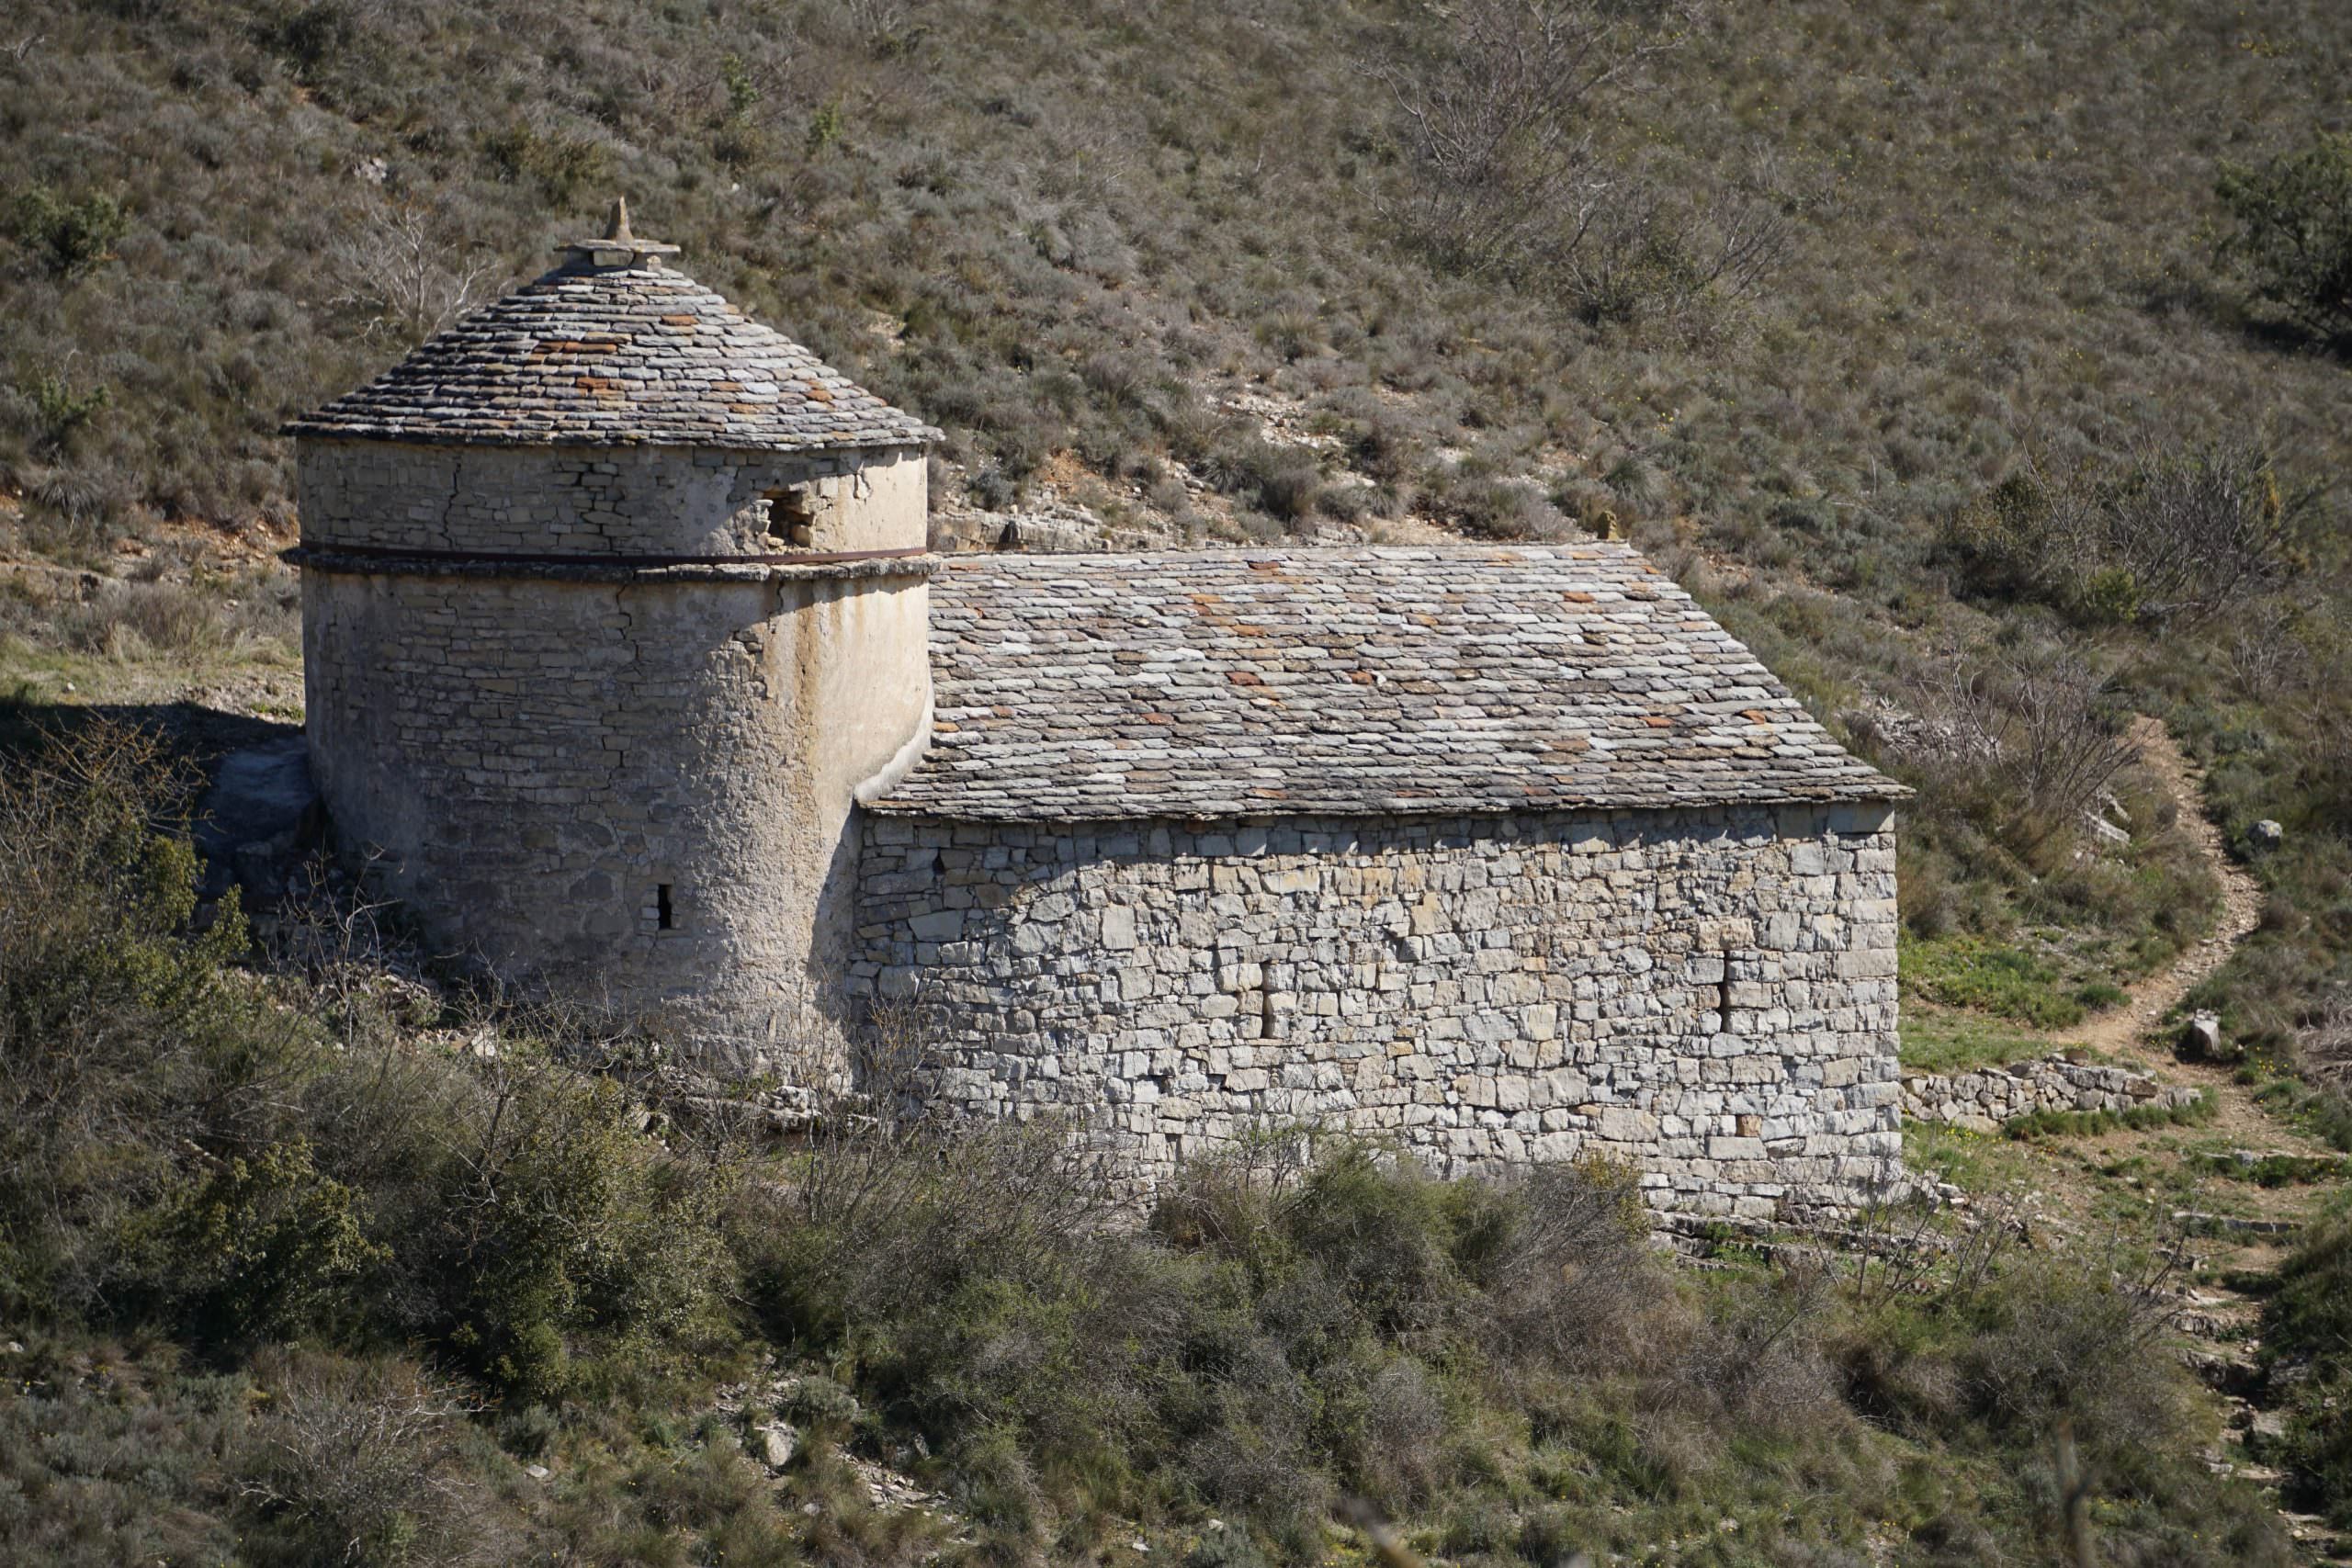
0, 735, 2303, 1564
6, 0, 2352, 1561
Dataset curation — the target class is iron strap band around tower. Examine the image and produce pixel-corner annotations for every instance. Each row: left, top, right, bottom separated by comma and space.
283, 541, 933, 571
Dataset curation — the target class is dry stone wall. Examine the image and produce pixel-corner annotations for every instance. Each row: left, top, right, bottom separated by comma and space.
852, 802, 1902, 1219
1901, 1057, 2204, 1133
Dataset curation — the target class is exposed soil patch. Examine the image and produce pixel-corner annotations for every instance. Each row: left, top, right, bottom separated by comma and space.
2072, 715, 2266, 1057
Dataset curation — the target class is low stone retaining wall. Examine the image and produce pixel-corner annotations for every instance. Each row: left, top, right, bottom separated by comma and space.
1901, 1055, 2203, 1133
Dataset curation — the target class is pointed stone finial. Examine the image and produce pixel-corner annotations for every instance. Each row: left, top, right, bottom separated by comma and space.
560, 197, 678, 270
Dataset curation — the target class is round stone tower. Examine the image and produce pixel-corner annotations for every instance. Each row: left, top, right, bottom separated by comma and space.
285, 203, 937, 1071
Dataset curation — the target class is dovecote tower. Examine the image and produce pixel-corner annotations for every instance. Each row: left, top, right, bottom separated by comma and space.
285, 202, 938, 1069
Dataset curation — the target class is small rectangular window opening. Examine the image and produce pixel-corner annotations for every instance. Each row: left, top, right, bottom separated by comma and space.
764, 489, 816, 548
656, 884, 674, 931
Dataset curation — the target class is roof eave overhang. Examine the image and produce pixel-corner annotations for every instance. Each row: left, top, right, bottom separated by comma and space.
277, 422, 941, 453
862, 787, 1912, 825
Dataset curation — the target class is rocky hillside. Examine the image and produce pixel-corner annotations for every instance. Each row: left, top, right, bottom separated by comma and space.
6, 0, 2352, 1562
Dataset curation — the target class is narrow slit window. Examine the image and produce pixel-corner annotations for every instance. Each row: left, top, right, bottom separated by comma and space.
656, 884, 674, 931
764, 488, 816, 548
1717, 975, 1736, 1034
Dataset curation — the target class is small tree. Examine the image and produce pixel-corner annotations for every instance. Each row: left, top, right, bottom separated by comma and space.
2217, 132, 2352, 341
327, 195, 495, 344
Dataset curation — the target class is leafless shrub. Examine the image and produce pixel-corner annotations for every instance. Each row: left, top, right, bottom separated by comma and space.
2301, 984, 2352, 1089
234, 1348, 501, 1567
1946, 441, 2314, 626
834, 0, 932, 61
2074, 442, 2312, 622
1556, 149, 1802, 332
326, 194, 497, 344
2223, 621, 2312, 701
1353, 1358, 1449, 1503
792, 1114, 1121, 1324
1374, 0, 1700, 280
1468, 1156, 1661, 1372
745, 1005, 1125, 1336
1908, 642, 2134, 858
1650, 1248, 1847, 1435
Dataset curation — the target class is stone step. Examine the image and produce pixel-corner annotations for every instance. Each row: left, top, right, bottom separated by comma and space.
2182, 1347, 2265, 1398
2280, 1514, 2352, 1559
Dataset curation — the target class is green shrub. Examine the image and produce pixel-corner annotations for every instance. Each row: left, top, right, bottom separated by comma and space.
480, 122, 609, 204
1898, 1009, 2055, 1076
16, 367, 110, 454
2003, 1093, 2215, 1140
4, 186, 130, 281
401, 1062, 730, 1402
2192, 1148, 2347, 1186
2266, 1213, 2352, 1526
2218, 131, 2352, 341
0, 723, 288, 1322
0, 722, 728, 1403
255, 0, 382, 88
2072, 979, 2128, 1010
138, 1138, 384, 1348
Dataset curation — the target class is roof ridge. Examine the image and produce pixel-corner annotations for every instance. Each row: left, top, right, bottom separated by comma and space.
933, 540, 1657, 565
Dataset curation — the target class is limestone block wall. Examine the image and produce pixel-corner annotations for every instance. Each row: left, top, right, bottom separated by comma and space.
295, 439, 926, 558
296, 430, 934, 1077
851, 803, 1903, 1219
301, 557, 931, 1068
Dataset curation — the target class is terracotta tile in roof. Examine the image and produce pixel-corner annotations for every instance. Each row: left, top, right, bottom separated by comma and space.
876, 545, 1905, 821
285, 243, 937, 453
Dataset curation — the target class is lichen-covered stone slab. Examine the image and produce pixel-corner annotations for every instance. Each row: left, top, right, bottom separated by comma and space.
286, 260, 937, 453
880, 546, 1905, 821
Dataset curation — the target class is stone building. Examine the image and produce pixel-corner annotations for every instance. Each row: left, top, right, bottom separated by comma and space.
288, 213, 1908, 1218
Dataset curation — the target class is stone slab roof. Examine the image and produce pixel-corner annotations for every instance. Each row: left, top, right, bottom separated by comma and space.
876, 545, 1905, 822
285, 261, 936, 452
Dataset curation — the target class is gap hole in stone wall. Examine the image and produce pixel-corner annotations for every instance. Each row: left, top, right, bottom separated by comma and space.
764, 488, 815, 548
657, 884, 674, 931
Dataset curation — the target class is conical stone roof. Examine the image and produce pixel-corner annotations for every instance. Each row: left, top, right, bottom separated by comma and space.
287, 215, 936, 453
